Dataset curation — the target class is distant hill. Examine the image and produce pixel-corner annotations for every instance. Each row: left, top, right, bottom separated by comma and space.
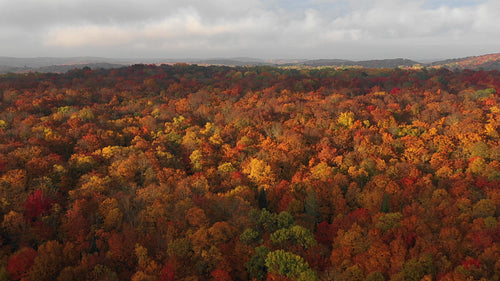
0, 56, 129, 68
284, 59, 351, 67
0, 63, 126, 74
195, 58, 272, 66
429, 53, 500, 70
296, 58, 419, 68
36, 63, 126, 73
1, 53, 500, 73
0, 57, 130, 74
0, 65, 23, 73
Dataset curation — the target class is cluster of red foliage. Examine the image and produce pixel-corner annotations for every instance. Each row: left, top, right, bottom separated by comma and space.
0, 64, 499, 280
24, 189, 55, 221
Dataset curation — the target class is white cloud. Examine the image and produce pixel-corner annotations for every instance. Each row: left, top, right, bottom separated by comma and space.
47, 26, 134, 47
1, 0, 499, 58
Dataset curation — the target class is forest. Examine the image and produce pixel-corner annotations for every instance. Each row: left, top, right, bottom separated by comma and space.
0, 64, 499, 281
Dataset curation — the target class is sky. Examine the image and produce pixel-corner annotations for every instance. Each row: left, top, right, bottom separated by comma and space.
0, 0, 499, 60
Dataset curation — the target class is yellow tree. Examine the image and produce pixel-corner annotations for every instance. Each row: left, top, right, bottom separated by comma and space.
243, 158, 274, 188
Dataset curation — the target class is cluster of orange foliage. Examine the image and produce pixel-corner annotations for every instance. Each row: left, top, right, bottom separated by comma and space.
0, 64, 499, 280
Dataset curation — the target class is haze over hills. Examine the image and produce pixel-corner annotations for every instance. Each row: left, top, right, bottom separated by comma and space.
286, 58, 420, 68
1, 53, 500, 74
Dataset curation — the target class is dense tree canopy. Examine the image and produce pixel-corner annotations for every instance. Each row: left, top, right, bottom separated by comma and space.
0, 64, 499, 280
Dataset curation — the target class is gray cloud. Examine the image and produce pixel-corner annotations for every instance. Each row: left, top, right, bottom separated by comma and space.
0, 0, 498, 59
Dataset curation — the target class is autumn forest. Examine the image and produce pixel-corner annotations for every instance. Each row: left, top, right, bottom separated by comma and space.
0, 64, 499, 281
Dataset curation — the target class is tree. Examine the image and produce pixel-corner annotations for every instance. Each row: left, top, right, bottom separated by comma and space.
258, 187, 268, 209
338, 111, 355, 128
304, 189, 319, 223
240, 228, 261, 244
270, 226, 316, 249
99, 198, 123, 231
2, 211, 28, 243
28, 240, 64, 281
211, 269, 232, 281
160, 262, 176, 281
397, 253, 434, 281
380, 193, 390, 213
189, 149, 203, 172
132, 244, 161, 281
246, 246, 270, 280
208, 221, 235, 244
277, 212, 294, 229
472, 199, 496, 218
258, 209, 278, 233
265, 250, 317, 281
106, 229, 137, 276
314, 221, 333, 245
341, 265, 364, 281
185, 207, 209, 228
244, 158, 274, 187
24, 189, 55, 222
375, 212, 402, 233
365, 271, 385, 281
7, 247, 36, 280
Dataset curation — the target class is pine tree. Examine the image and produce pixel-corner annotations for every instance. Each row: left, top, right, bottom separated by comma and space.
304, 189, 320, 222
258, 187, 268, 210
380, 193, 390, 213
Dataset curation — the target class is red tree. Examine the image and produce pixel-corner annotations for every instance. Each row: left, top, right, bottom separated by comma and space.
24, 189, 54, 221
7, 247, 37, 280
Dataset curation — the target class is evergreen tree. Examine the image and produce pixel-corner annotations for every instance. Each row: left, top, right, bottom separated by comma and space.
304, 189, 320, 222
380, 193, 390, 213
258, 187, 268, 210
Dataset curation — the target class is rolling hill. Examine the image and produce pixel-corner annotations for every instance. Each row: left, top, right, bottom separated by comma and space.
1, 53, 500, 73
429, 53, 500, 70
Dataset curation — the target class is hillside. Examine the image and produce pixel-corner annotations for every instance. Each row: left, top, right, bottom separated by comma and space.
0, 57, 129, 74
0, 64, 499, 280
430, 53, 500, 70
296, 58, 419, 68
1, 53, 500, 73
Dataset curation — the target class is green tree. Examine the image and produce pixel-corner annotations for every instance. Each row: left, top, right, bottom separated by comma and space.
240, 228, 261, 244
270, 226, 316, 248
265, 250, 317, 281
380, 193, 390, 213
258, 209, 277, 233
375, 212, 402, 233
399, 253, 434, 281
304, 189, 319, 222
245, 246, 270, 280
277, 211, 294, 229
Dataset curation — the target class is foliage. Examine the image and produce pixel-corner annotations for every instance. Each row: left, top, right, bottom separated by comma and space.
246, 246, 270, 280
265, 250, 317, 281
0, 64, 499, 280
270, 226, 316, 248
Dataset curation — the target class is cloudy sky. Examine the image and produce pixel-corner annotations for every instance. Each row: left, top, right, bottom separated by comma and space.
1, 0, 499, 60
